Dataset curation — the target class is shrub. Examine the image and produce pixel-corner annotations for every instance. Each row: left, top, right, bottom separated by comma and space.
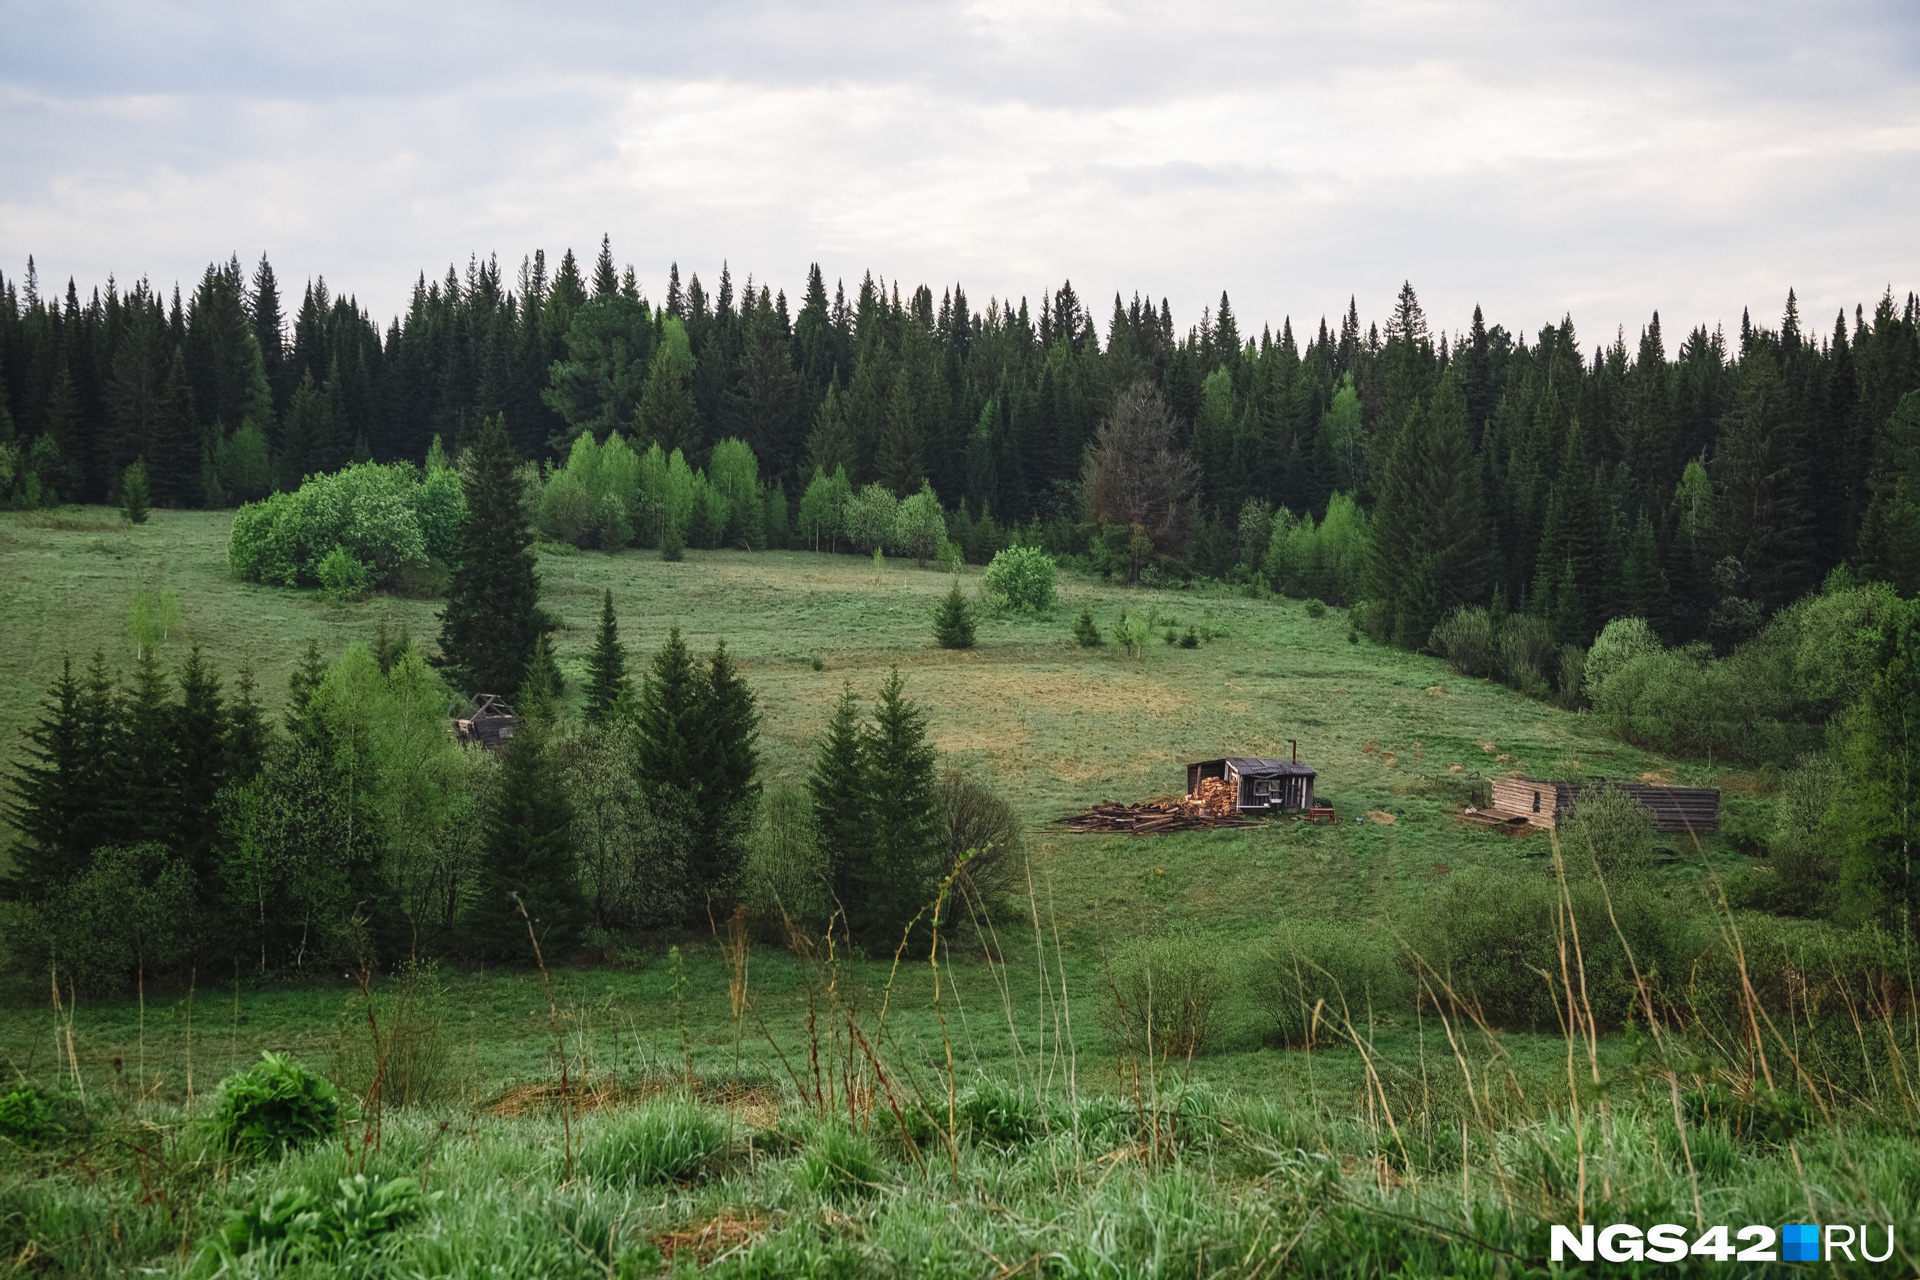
1109, 608, 1148, 657
576, 1101, 726, 1185
1559, 783, 1656, 885
937, 769, 1024, 911
742, 784, 827, 941
228, 462, 443, 589
793, 1124, 884, 1201
1254, 921, 1410, 1048
207, 1174, 429, 1268
1495, 613, 1556, 691
1584, 616, 1661, 701
894, 481, 947, 566
982, 545, 1057, 612
208, 1052, 342, 1162
1072, 605, 1103, 646
1556, 644, 1587, 708
844, 483, 900, 553
329, 960, 454, 1109
316, 545, 371, 602
0, 1087, 68, 1148
1304, 598, 1327, 619
932, 581, 976, 649
953, 1078, 1054, 1146
1104, 931, 1226, 1059
1429, 606, 1494, 676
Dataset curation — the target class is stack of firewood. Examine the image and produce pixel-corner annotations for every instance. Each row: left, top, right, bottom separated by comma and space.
1184, 776, 1237, 817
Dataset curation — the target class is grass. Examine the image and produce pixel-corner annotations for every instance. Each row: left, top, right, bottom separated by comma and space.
0, 506, 1898, 1276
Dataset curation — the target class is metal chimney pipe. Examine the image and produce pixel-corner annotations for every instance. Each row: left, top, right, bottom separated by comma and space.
1290, 738, 1298, 763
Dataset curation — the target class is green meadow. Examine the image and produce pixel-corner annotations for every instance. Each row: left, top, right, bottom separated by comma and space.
0, 508, 1905, 1278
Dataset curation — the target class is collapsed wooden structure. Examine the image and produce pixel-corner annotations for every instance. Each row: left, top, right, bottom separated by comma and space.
454, 694, 520, 752
1487, 776, 1720, 834
1050, 800, 1253, 834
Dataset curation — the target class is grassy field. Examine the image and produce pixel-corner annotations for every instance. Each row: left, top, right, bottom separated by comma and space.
4, 507, 1892, 1278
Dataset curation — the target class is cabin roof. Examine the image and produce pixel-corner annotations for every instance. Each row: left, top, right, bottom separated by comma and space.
1191, 757, 1317, 778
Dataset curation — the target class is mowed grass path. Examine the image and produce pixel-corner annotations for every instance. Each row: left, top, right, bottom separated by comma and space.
0, 507, 1752, 951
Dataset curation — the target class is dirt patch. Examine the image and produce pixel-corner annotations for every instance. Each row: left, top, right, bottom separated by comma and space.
1366, 811, 1396, 824
654, 1211, 769, 1264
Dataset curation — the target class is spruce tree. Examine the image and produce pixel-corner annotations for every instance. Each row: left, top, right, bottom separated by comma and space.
933, 580, 976, 649
285, 638, 329, 744
226, 663, 270, 782
689, 641, 761, 915
171, 646, 229, 901
1622, 512, 1672, 636
117, 648, 179, 847
1073, 605, 1103, 646
584, 589, 630, 725
437, 414, 541, 697
120, 460, 150, 523
469, 717, 582, 961
635, 625, 702, 799
859, 668, 941, 947
810, 683, 872, 925
149, 348, 200, 507
1835, 597, 1920, 937
2, 657, 91, 898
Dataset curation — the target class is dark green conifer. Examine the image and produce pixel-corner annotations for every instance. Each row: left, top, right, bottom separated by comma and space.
226, 663, 270, 782
120, 460, 150, 523
690, 641, 761, 914
285, 638, 329, 743
933, 581, 976, 649
810, 683, 872, 924
469, 717, 581, 961
437, 414, 541, 697
1622, 512, 1672, 636
148, 348, 200, 507
859, 668, 941, 947
118, 648, 178, 847
171, 646, 229, 899
2, 657, 92, 898
635, 625, 702, 798
584, 590, 630, 725
1073, 605, 1103, 646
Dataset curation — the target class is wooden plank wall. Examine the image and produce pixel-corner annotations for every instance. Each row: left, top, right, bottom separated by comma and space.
1487, 777, 1720, 833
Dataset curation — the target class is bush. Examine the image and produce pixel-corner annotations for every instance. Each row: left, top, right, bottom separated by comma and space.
229, 462, 450, 590
1556, 644, 1587, 708
1072, 605, 1103, 646
330, 960, 454, 1109
1495, 613, 1556, 691
208, 1052, 342, 1162
894, 481, 947, 566
742, 784, 827, 941
933, 581, 976, 649
843, 483, 900, 554
207, 1174, 428, 1268
0, 1087, 69, 1148
982, 545, 1057, 613
1584, 616, 1661, 701
1104, 931, 1226, 1059
316, 545, 372, 602
577, 1101, 727, 1185
1304, 598, 1327, 619
937, 769, 1024, 911
793, 1124, 885, 1201
1429, 606, 1494, 676
1559, 784, 1656, 885
1254, 921, 1411, 1048
1408, 867, 1677, 1030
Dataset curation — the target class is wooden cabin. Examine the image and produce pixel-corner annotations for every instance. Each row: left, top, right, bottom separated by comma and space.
454, 694, 520, 752
1488, 776, 1720, 834
1187, 756, 1317, 813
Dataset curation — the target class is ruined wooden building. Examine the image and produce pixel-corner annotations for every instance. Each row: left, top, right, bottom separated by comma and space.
1186, 754, 1317, 815
1488, 776, 1720, 834
454, 694, 520, 752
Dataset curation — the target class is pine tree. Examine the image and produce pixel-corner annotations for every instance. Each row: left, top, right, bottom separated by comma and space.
1073, 605, 1103, 646
171, 646, 229, 902
149, 348, 200, 507
584, 589, 630, 725
285, 638, 329, 743
1622, 512, 1672, 636
933, 581, 975, 649
810, 683, 872, 923
226, 663, 270, 783
858, 668, 941, 947
117, 647, 178, 847
2, 657, 93, 898
690, 641, 760, 914
437, 414, 541, 697
1362, 372, 1492, 647
469, 717, 581, 960
635, 625, 703, 799
120, 460, 150, 523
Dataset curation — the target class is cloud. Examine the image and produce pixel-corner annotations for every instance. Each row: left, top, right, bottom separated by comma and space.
1, 0, 1915, 341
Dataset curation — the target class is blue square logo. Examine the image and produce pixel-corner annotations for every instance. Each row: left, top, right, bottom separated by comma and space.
1782, 1224, 1820, 1262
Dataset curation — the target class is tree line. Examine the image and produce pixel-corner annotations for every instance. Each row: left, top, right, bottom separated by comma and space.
0, 419, 1005, 990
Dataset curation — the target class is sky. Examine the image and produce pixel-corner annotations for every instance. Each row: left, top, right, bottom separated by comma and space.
2, 0, 1917, 348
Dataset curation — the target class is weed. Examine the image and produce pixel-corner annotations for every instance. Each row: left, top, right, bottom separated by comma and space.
208, 1051, 342, 1162
576, 1100, 727, 1185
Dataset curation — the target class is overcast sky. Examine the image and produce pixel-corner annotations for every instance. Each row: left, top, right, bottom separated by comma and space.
3, 0, 1916, 347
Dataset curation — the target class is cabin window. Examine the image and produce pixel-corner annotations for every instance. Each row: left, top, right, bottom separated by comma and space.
1254, 780, 1269, 795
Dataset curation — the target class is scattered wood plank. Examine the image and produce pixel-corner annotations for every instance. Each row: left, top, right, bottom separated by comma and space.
1050, 800, 1253, 834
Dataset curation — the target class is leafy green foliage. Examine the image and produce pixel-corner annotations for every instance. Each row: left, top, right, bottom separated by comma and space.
981, 546, 1056, 613
316, 545, 371, 602
227, 461, 455, 589
0, 1086, 70, 1148
208, 1052, 341, 1162
206, 1174, 429, 1269
1104, 930, 1227, 1059
1254, 921, 1409, 1048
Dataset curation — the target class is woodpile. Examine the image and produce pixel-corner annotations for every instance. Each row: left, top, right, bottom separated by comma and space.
1185, 776, 1237, 817
1051, 800, 1251, 834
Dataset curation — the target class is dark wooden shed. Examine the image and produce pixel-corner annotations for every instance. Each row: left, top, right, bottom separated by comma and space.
1187, 757, 1317, 813
455, 694, 520, 752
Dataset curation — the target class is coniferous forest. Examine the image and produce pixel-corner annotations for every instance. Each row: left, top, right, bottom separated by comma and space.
3, 242, 1915, 649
